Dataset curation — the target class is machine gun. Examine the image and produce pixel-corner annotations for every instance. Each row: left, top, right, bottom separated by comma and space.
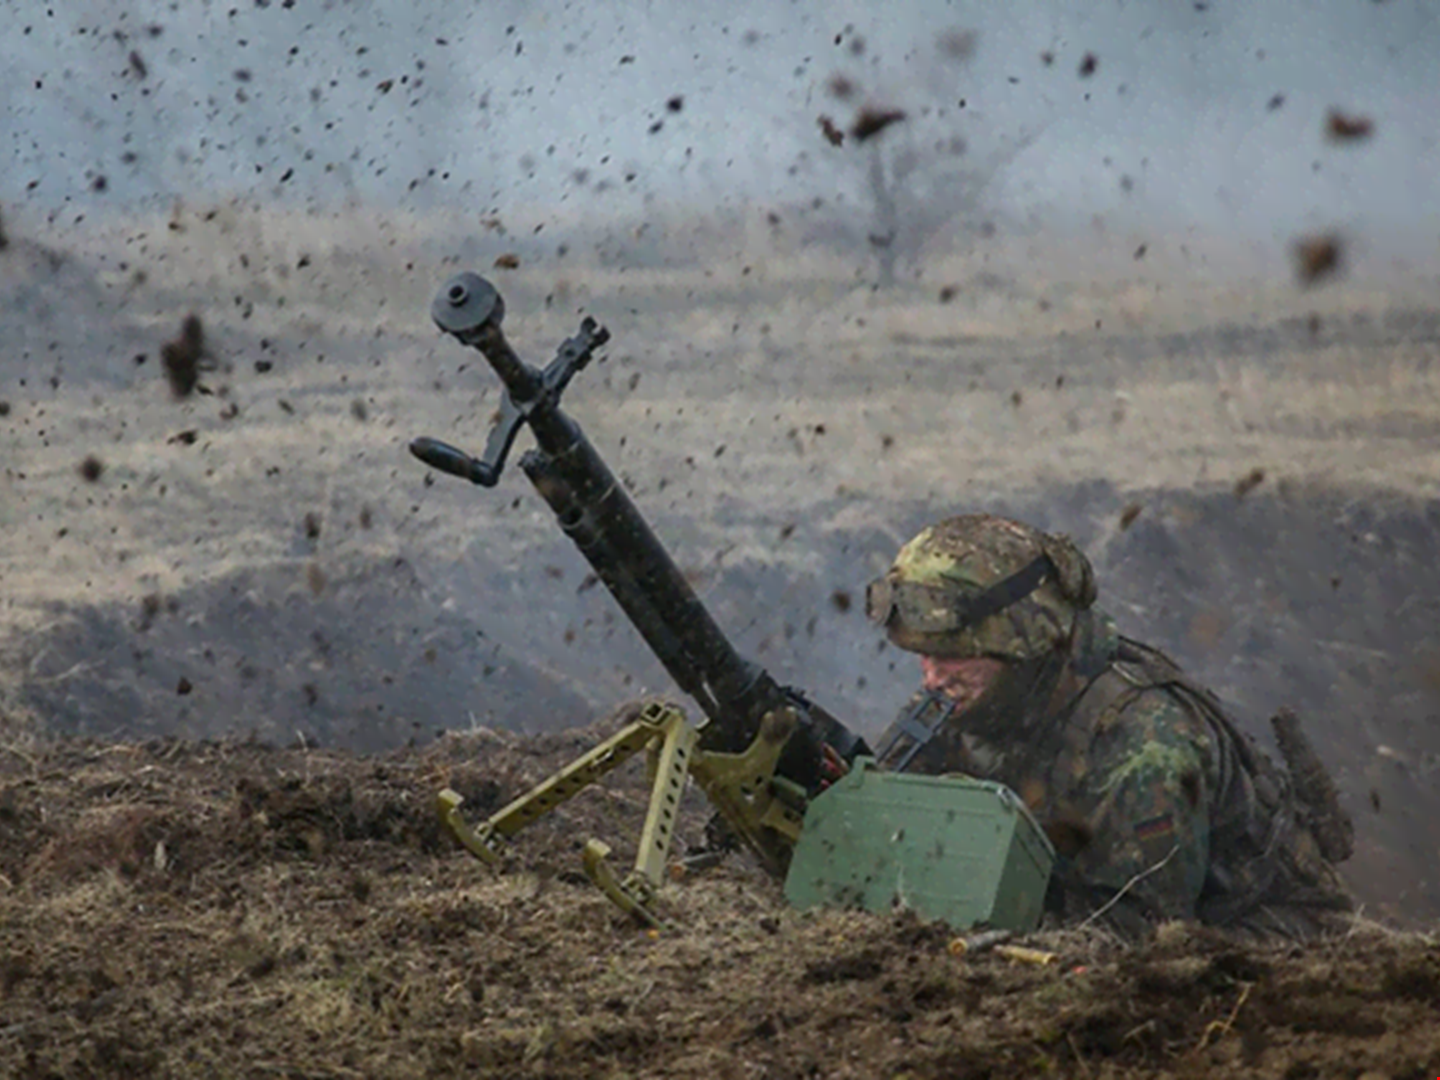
410, 272, 872, 925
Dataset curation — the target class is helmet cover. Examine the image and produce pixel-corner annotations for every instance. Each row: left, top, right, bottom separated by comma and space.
867, 514, 1096, 660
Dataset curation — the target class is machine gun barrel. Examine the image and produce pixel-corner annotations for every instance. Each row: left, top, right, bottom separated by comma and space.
412, 272, 867, 792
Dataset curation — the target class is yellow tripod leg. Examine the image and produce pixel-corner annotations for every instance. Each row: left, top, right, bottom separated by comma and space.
582, 839, 663, 929
439, 700, 814, 929
635, 704, 700, 886
578, 704, 700, 928
437, 707, 669, 865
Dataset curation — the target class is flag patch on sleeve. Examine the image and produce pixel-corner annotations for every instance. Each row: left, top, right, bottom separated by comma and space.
1134, 812, 1176, 843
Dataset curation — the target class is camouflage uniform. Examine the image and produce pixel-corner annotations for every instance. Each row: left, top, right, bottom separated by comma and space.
868, 515, 1355, 940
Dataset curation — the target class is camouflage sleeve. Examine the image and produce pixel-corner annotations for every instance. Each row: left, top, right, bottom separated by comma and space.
1060, 688, 1216, 930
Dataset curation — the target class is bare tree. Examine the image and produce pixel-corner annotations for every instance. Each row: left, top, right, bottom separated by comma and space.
811, 30, 1043, 287
848, 114, 1041, 287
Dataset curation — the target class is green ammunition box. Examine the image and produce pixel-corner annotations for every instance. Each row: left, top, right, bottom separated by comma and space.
784, 759, 1055, 932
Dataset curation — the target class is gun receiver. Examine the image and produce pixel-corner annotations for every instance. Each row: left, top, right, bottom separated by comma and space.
411, 273, 869, 866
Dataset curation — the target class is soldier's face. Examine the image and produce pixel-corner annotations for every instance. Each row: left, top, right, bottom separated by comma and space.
920, 655, 1006, 710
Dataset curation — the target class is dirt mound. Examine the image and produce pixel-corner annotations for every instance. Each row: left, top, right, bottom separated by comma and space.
17, 554, 596, 752
1, 726, 1435, 1079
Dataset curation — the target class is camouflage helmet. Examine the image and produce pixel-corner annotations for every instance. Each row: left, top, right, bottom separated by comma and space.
866, 514, 1097, 660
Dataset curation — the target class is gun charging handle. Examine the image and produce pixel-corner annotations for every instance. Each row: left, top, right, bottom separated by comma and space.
409, 271, 610, 486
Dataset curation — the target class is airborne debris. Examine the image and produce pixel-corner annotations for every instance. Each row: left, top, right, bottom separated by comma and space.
176, 677, 193, 696
830, 590, 852, 613
1234, 467, 1266, 499
936, 28, 977, 61
136, 593, 162, 632
1119, 503, 1143, 530
826, 73, 856, 100
493, 253, 521, 270
938, 285, 958, 303
167, 429, 198, 446
77, 455, 105, 482
1292, 233, 1343, 286
1078, 52, 1098, 77
666, 95, 684, 112
128, 50, 148, 78
850, 107, 906, 143
818, 115, 845, 147
0, 208, 8, 251
1325, 108, 1374, 143
161, 314, 208, 398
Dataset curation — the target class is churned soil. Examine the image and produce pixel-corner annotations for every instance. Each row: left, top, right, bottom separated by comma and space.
1, 713, 1436, 1080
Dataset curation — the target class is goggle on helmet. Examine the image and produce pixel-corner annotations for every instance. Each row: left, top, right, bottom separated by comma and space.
865, 516, 1097, 661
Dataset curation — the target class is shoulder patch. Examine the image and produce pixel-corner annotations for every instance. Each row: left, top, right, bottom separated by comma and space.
1134, 812, 1176, 844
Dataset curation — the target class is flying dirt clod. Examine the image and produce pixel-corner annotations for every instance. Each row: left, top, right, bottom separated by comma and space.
161, 314, 211, 398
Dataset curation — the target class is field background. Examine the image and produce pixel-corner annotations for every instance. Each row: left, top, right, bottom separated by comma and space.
2, 204, 1438, 931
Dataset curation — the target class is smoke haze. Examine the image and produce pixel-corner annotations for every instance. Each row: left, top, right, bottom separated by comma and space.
5, 0, 1437, 267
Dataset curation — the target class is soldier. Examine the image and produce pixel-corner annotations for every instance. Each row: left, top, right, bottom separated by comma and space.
866, 513, 1356, 940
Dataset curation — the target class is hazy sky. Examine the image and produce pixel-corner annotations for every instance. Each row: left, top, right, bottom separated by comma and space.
3, 0, 1438, 251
